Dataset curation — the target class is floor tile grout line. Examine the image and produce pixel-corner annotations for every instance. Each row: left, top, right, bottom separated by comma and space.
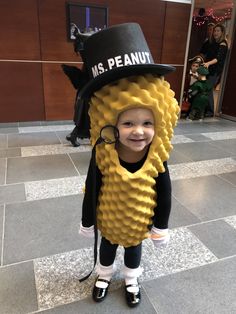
0, 181, 29, 187
0, 157, 234, 204
142, 285, 159, 314
172, 191, 236, 227
5, 134, 9, 185
173, 195, 236, 230
183, 227, 219, 260
6, 132, 9, 150
174, 215, 236, 230
1, 156, 234, 188
54, 130, 64, 145
1, 218, 235, 269
207, 139, 236, 155
215, 173, 236, 187
4, 133, 236, 149
32, 259, 40, 314
0, 120, 234, 140
1, 204, 6, 266
0, 256, 45, 269
172, 147, 195, 163
24, 253, 236, 314
4, 157, 7, 185
27, 296, 88, 314
67, 153, 82, 176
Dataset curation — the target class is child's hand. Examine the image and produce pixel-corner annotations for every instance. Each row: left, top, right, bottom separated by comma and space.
79, 223, 94, 238
150, 226, 170, 248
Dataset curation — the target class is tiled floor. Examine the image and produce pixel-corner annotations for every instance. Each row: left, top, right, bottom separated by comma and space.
0, 118, 236, 314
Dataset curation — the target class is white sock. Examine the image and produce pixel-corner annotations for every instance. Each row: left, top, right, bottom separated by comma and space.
95, 263, 113, 288
125, 277, 139, 293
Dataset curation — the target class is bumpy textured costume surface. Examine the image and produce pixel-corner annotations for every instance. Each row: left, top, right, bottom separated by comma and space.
89, 74, 179, 247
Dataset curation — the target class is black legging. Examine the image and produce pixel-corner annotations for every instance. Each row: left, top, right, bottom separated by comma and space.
99, 237, 142, 269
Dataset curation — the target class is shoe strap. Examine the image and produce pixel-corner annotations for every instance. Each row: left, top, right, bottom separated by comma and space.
125, 283, 140, 288
96, 278, 110, 284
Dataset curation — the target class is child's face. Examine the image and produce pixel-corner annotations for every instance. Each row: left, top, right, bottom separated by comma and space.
116, 108, 155, 153
191, 63, 199, 73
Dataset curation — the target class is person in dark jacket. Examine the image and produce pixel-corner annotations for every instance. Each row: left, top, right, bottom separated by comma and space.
200, 22, 215, 58
61, 31, 92, 146
61, 64, 90, 146
200, 24, 228, 116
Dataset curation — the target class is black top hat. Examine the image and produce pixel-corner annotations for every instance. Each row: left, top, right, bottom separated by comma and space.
78, 23, 175, 98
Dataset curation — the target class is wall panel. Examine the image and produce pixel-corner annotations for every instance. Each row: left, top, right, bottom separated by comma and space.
0, 62, 45, 122
167, 66, 184, 102
107, 0, 166, 63
43, 63, 82, 120
0, 0, 40, 60
0, 0, 192, 122
161, 2, 190, 64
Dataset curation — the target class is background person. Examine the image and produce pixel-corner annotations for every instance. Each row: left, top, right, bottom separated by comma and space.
61, 31, 93, 146
61, 64, 90, 146
182, 55, 203, 117
199, 22, 215, 58
187, 66, 213, 121
201, 23, 228, 116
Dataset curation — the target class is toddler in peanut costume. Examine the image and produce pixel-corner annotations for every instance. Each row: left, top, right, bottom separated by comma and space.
77, 23, 179, 307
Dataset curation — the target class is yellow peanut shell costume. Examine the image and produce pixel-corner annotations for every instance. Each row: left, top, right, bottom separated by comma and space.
88, 74, 179, 247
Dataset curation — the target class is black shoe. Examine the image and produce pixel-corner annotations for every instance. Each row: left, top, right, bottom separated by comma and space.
92, 277, 110, 303
66, 134, 80, 147
125, 283, 141, 308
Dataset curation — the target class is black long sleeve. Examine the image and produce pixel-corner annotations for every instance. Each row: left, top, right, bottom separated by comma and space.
152, 162, 172, 229
81, 158, 102, 227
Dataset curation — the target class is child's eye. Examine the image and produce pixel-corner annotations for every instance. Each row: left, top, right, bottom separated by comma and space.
144, 121, 154, 126
122, 122, 133, 126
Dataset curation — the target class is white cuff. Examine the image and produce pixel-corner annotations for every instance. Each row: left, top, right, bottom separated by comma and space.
95, 263, 115, 277
122, 265, 143, 279
79, 223, 94, 238
150, 227, 170, 247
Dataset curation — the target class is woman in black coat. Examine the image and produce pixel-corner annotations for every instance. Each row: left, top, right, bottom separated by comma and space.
200, 23, 228, 116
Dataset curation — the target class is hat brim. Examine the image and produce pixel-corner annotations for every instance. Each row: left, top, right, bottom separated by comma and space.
78, 63, 175, 98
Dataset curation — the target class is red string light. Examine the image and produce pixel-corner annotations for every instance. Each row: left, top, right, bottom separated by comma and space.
193, 6, 233, 26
